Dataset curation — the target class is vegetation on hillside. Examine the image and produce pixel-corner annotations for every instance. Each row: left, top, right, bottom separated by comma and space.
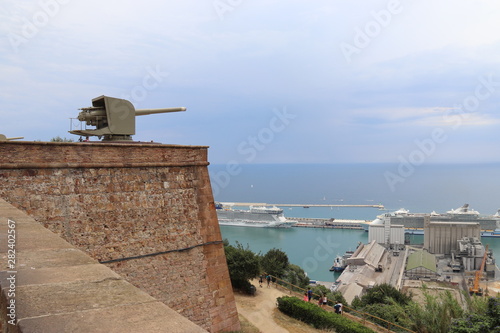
352, 283, 500, 333
223, 240, 261, 293
223, 241, 309, 294
223, 242, 500, 332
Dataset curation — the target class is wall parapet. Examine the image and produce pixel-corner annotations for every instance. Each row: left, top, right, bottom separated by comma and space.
0, 141, 209, 168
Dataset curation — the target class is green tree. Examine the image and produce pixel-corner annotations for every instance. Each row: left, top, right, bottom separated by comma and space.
282, 263, 309, 290
260, 248, 289, 278
223, 240, 260, 293
486, 296, 500, 328
451, 295, 500, 332
450, 314, 493, 333
362, 300, 413, 330
357, 283, 411, 307
50, 136, 74, 142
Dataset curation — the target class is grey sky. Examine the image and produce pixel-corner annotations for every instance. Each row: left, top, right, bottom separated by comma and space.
1, 0, 500, 164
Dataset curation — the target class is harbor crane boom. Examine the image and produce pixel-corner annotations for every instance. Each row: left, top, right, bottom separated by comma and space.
469, 244, 488, 296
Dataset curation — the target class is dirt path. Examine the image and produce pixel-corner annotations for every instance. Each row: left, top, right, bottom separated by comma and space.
234, 280, 290, 333
234, 279, 396, 333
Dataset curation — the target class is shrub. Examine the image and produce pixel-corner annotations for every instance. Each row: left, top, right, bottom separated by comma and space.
260, 248, 289, 278
224, 240, 260, 294
277, 296, 374, 333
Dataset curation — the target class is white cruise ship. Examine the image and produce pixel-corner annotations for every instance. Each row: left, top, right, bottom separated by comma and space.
216, 203, 297, 228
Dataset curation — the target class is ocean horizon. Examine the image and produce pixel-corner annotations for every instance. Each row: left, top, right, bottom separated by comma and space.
209, 163, 500, 215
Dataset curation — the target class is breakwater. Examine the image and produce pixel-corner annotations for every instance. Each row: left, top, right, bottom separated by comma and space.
292, 217, 369, 230
224, 202, 384, 209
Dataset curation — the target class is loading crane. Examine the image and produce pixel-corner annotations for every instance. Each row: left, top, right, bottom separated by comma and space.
469, 244, 488, 296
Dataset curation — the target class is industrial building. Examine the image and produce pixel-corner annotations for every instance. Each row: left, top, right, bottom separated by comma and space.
368, 213, 405, 248
405, 250, 438, 279
335, 240, 407, 304
337, 211, 496, 305
423, 216, 481, 255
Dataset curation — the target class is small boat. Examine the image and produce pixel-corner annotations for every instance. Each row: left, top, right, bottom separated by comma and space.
329, 255, 346, 272
329, 250, 354, 272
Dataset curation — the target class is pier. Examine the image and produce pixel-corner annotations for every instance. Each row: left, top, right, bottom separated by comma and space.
223, 202, 385, 209
292, 217, 369, 230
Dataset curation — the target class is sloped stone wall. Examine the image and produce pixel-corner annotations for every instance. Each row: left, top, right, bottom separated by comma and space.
0, 141, 240, 332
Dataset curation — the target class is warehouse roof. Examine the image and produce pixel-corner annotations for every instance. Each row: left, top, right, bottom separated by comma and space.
406, 250, 437, 273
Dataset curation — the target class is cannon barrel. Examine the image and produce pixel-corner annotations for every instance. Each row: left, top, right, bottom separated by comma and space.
135, 107, 186, 116
0, 134, 24, 142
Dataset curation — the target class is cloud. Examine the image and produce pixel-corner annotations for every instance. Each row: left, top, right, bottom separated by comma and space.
1, 0, 500, 162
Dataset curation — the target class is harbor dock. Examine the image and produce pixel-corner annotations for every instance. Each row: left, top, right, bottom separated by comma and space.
224, 202, 385, 209
292, 217, 369, 230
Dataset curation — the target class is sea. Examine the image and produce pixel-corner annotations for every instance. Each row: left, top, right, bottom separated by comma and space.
209, 163, 500, 282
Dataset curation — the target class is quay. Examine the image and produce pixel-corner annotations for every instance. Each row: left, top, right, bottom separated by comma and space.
292, 217, 369, 230
225, 202, 385, 209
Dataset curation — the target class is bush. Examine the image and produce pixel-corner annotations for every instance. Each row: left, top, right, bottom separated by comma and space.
358, 283, 411, 307
308, 285, 348, 310
224, 240, 260, 294
260, 248, 289, 278
281, 263, 309, 290
277, 296, 374, 333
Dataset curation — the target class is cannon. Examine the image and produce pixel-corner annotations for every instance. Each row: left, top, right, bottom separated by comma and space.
69, 95, 186, 141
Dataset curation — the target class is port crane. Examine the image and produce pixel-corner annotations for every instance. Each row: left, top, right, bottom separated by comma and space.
469, 244, 488, 296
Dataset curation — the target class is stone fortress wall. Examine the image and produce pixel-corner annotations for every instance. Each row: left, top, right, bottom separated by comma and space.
0, 141, 240, 332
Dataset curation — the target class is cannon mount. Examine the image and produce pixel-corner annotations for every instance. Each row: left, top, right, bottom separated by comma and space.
69, 95, 186, 142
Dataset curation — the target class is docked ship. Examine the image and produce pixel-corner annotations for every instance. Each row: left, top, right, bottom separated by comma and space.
329, 251, 354, 272
216, 203, 297, 228
367, 204, 500, 236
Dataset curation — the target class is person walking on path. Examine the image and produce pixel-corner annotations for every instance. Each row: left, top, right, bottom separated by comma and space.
303, 292, 308, 301
307, 287, 312, 302
266, 274, 271, 288
334, 300, 343, 314
259, 275, 263, 287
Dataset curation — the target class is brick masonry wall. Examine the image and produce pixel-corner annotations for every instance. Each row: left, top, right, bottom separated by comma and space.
0, 141, 240, 332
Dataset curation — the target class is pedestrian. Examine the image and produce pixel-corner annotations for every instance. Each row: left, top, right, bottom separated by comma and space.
322, 294, 328, 307
266, 274, 271, 288
334, 301, 341, 314
259, 275, 263, 288
307, 287, 312, 302
334, 300, 343, 314
303, 292, 308, 301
